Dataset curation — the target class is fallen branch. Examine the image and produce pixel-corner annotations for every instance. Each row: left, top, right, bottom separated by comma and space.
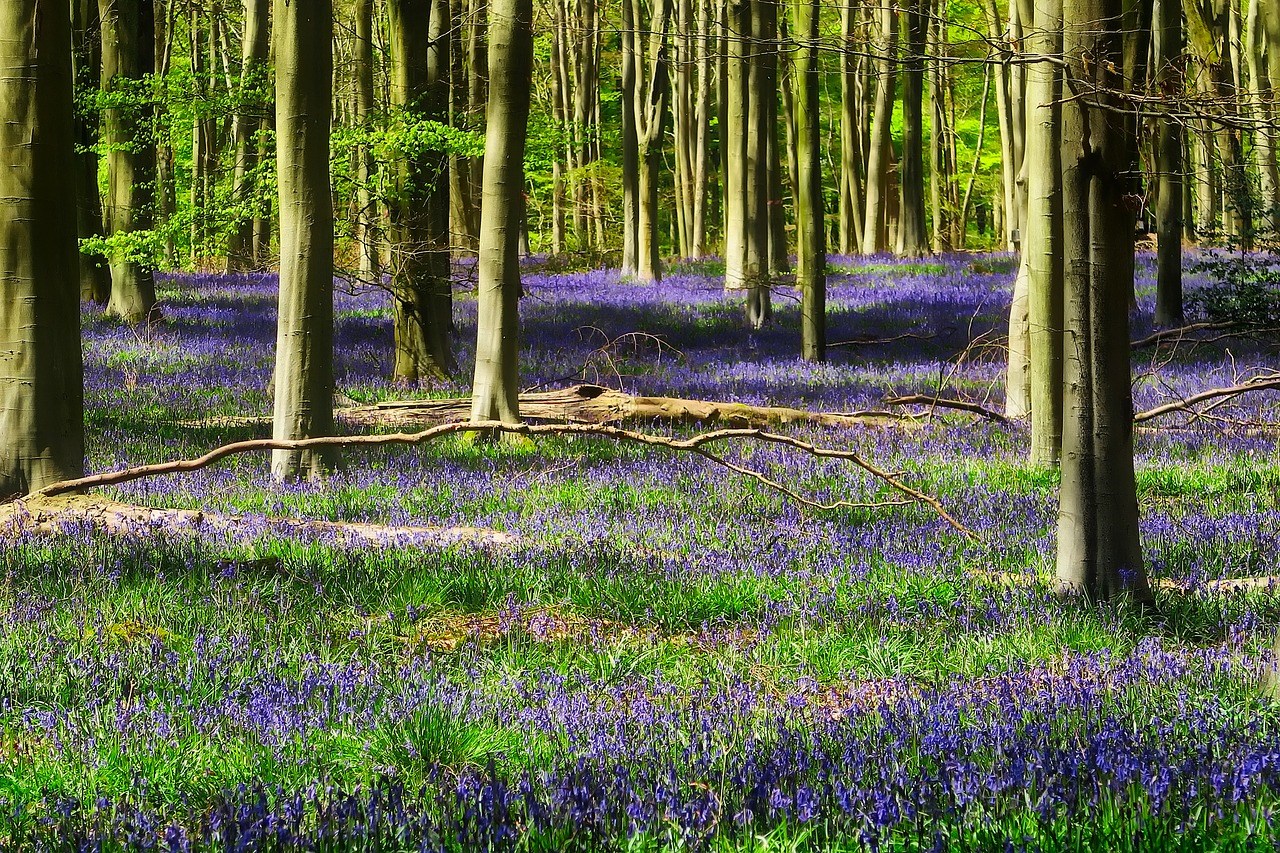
1130, 321, 1236, 350
0, 495, 518, 548
342, 384, 914, 431
829, 332, 939, 348
178, 385, 916, 432
29, 420, 975, 539
1133, 374, 1280, 424
884, 393, 1009, 423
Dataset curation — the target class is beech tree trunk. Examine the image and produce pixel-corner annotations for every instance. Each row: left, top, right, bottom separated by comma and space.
1056, 0, 1151, 603
1249, 0, 1280, 235
1025, 0, 1064, 467
0, 0, 85, 498
470, 0, 533, 424
388, 0, 455, 381
896, 0, 929, 257
226, 0, 270, 272
271, 0, 338, 480
743, 0, 776, 326
861, 1, 897, 254
99, 0, 158, 322
620, 0, 672, 282
72, 0, 111, 304
1154, 0, 1184, 324
838, 0, 865, 254
791, 0, 825, 361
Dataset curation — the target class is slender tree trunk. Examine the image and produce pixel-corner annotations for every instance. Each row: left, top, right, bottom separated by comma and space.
1026, 0, 1064, 467
354, 0, 380, 277
388, 0, 455, 381
0, 0, 85, 498
271, 0, 338, 480
226, 0, 270, 272
791, 0, 825, 361
470, 0, 533, 425
861, 1, 897, 254
1249, 0, 1279, 236
154, 0, 177, 268
724, 0, 749, 286
1056, 0, 1151, 603
897, 0, 928, 256
72, 0, 112, 304
744, 0, 776, 326
838, 0, 864, 254
100, 0, 158, 322
1154, 0, 1184, 324
622, 0, 672, 283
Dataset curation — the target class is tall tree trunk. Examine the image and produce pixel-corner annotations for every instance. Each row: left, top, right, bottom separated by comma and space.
352, 0, 379, 277
226, 0, 270, 272
1056, 0, 1151, 603
723, 0, 749, 286
72, 0, 112, 304
271, 0, 338, 480
388, 0, 455, 381
791, 0, 825, 361
1025, 0, 1064, 467
621, 0, 672, 282
1154, 0, 1184, 324
861, 1, 897, 254
470, 0, 533, 425
100, 0, 158, 322
744, 0, 776, 325
154, 0, 177, 268
1249, 0, 1279, 236
897, 0, 928, 256
838, 0, 865, 254
0, 0, 85, 498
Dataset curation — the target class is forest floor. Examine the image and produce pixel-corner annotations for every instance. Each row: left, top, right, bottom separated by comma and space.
3, 253, 1280, 850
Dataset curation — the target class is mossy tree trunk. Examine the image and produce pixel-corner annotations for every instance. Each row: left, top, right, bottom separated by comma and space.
270, 0, 339, 481
73, 0, 112, 304
0, 0, 85, 498
1154, 0, 1185, 325
470, 0, 533, 424
225, 0, 270, 272
861, 1, 897, 254
896, 0, 929, 257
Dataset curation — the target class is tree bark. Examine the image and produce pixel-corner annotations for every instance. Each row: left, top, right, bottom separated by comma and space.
0, 0, 85, 498
470, 0, 533, 424
791, 0, 825, 361
896, 0, 929, 257
388, 0, 455, 381
621, 0, 673, 282
1056, 0, 1151, 603
1248, 0, 1279, 235
271, 0, 338, 480
1025, 0, 1064, 467
226, 0, 270, 272
1154, 0, 1184, 324
861, 1, 898, 254
72, 0, 112, 304
99, 0, 158, 321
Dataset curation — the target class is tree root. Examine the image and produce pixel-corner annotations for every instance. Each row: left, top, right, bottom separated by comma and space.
0, 494, 518, 548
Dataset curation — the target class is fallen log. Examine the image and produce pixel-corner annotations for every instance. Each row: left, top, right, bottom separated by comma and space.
341, 384, 915, 430
0, 494, 518, 548
1133, 374, 1280, 423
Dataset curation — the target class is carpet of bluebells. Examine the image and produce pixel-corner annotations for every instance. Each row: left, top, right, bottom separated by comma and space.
3, 253, 1280, 851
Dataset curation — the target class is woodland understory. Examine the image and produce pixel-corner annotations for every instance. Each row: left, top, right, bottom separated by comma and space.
3, 254, 1280, 850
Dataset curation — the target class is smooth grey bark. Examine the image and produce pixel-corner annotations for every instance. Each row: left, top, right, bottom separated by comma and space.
791, 0, 825, 361
470, 0, 533, 425
1025, 0, 1064, 467
226, 0, 270, 272
743, 0, 776, 326
354, 0, 379, 277
1154, 0, 1184, 324
1248, 0, 1280, 235
838, 0, 865, 254
861, 1, 897, 254
896, 0, 929, 257
271, 0, 338, 480
672, 0, 712, 258
621, 0, 672, 282
100, 0, 158, 322
73, 0, 112, 304
723, 0, 749, 288
388, 0, 455, 381
1056, 0, 1151, 603
0, 0, 85, 498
